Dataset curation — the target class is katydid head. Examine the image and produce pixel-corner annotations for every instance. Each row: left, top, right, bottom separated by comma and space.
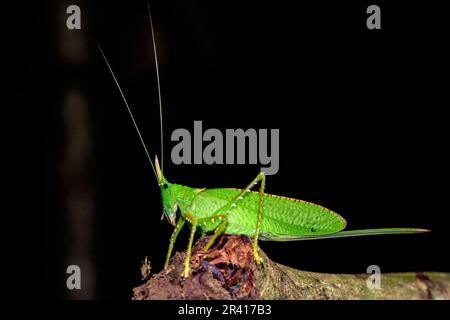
156, 155, 178, 226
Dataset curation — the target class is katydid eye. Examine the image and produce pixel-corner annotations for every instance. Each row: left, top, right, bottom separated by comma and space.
163, 183, 168, 189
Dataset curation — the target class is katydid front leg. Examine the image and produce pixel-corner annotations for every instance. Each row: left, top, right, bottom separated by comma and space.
164, 216, 186, 269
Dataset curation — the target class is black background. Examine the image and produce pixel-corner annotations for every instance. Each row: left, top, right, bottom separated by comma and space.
38, 1, 449, 299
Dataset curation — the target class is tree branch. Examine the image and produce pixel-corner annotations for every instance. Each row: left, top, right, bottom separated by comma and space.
132, 234, 450, 300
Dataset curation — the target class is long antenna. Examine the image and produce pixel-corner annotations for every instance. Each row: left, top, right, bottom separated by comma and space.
96, 41, 158, 181
147, 1, 164, 171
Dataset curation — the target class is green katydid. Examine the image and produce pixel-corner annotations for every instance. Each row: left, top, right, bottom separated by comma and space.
97, 4, 429, 278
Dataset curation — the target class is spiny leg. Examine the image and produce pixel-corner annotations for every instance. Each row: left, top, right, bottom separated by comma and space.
181, 213, 198, 278
201, 214, 228, 252
164, 216, 186, 269
253, 171, 266, 265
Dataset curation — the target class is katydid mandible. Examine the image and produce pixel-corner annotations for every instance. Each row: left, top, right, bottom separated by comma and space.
98, 4, 429, 278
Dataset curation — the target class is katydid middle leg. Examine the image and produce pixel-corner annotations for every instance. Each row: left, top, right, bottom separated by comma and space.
201, 214, 228, 251
181, 212, 198, 278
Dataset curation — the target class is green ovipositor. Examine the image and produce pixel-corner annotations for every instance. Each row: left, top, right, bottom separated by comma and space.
98, 3, 429, 278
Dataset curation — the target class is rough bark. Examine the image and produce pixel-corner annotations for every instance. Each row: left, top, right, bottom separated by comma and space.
132, 234, 450, 300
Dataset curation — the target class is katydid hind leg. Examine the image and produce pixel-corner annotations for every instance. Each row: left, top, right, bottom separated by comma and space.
253, 171, 266, 265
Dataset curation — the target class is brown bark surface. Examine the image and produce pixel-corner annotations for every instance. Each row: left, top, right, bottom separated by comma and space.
132, 234, 450, 300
